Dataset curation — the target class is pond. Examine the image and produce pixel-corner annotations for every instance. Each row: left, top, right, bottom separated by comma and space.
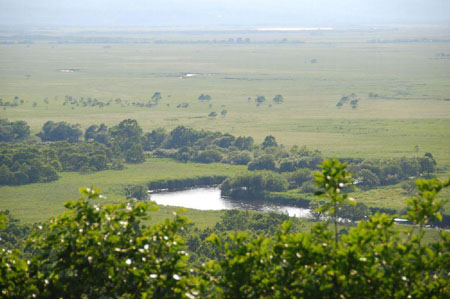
150, 187, 311, 218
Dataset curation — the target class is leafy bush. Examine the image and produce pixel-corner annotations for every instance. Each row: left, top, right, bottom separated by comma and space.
13, 188, 191, 298
227, 151, 252, 165
248, 154, 276, 171
196, 149, 223, 163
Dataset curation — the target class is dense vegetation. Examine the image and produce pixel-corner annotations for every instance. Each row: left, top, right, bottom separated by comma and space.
37, 121, 83, 143
0, 119, 439, 198
0, 119, 147, 185
0, 142, 116, 185
1, 160, 449, 297
0, 119, 30, 143
0, 210, 31, 251
0, 144, 60, 185
220, 171, 289, 199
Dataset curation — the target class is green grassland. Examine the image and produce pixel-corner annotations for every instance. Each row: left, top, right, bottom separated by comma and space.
0, 27, 449, 229
0, 158, 245, 223
1, 27, 449, 165
350, 182, 450, 216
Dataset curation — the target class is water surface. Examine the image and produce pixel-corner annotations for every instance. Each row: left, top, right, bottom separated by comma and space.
150, 187, 311, 218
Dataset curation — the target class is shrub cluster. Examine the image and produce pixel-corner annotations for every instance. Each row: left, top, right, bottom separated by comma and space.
0, 119, 30, 142
0, 144, 59, 185
0, 142, 115, 185
348, 155, 436, 188
61, 93, 162, 109
221, 171, 289, 199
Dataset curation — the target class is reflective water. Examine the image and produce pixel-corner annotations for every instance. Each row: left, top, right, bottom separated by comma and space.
150, 187, 311, 218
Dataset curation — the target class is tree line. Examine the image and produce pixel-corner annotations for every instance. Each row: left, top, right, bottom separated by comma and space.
0, 118, 437, 190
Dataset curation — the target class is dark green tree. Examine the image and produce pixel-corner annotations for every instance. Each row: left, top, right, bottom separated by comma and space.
110, 119, 143, 153
262, 135, 278, 149
272, 94, 284, 103
89, 155, 108, 171
37, 121, 82, 143
234, 136, 254, 151
85, 124, 110, 144
125, 143, 145, 164
255, 96, 266, 105
419, 157, 436, 176
0, 164, 13, 185
143, 128, 167, 151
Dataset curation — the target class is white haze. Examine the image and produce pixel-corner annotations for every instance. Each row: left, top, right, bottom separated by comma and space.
0, 0, 449, 27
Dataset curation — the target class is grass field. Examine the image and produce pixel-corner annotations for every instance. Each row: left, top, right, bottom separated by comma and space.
0, 158, 245, 223
0, 26, 449, 229
1, 27, 449, 166
352, 183, 450, 214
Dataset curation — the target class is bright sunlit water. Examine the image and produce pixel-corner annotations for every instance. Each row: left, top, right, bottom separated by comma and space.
150, 187, 311, 218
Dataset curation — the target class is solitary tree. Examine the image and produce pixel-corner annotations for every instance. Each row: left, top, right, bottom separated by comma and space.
151, 92, 162, 103
273, 95, 284, 103
255, 96, 266, 105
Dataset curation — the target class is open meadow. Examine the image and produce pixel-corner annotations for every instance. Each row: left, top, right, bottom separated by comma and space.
1, 26, 450, 227
1, 27, 449, 163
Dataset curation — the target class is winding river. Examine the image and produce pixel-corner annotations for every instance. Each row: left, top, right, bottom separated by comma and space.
150, 187, 311, 218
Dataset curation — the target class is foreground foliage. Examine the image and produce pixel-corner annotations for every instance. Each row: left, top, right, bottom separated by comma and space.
1, 160, 449, 298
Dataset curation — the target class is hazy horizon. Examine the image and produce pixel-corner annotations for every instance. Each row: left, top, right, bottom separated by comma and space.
1, 0, 450, 28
